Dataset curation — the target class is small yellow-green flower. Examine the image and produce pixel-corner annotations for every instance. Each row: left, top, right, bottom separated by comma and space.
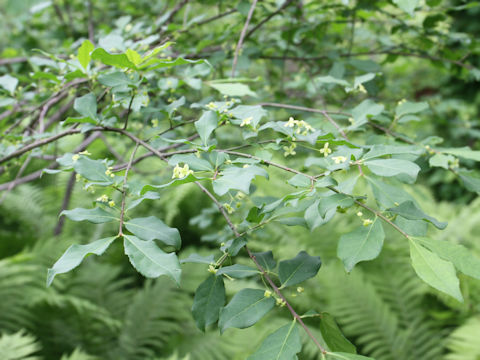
357, 83, 367, 94
206, 102, 217, 110
332, 155, 347, 164
72, 154, 80, 162
240, 116, 253, 127
207, 264, 217, 274
108, 200, 116, 207
172, 164, 194, 179
264, 290, 272, 298
320, 142, 332, 157
363, 219, 373, 227
283, 143, 297, 157
356, 211, 363, 217
97, 194, 109, 203
151, 118, 159, 127
223, 203, 234, 214
79, 150, 91, 156
105, 166, 115, 178
297, 286, 304, 293
284, 116, 297, 128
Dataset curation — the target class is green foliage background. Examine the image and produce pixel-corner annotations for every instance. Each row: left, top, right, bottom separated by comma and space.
1, 0, 480, 359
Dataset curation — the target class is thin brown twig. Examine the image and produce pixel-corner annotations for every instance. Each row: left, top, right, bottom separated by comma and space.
45, 97, 75, 130
178, 9, 237, 33
37, 92, 68, 133
118, 143, 139, 235
87, 0, 95, 44
0, 132, 100, 192
53, 172, 77, 236
0, 57, 28, 66
123, 94, 135, 130
160, 0, 190, 26
245, 0, 295, 40
231, 0, 258, 77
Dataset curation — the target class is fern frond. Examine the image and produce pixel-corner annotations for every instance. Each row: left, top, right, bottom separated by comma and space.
0, 330, 41, 360
444, 316, 480, 360
115, 279, 191, 360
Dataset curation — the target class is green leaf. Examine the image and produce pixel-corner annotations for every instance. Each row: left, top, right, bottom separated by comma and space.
415, 237, 480, 280
98, 71, 133, 87
139, 57, 205, 71
439, 147, 480, 161
337, 218, 385, 272
395, 100, 428, 117
288, 174, 312, 188
229, 105, 267, 128
125, 48, 142, 66
216, 264, 259, 278
207, 82, 257, 97
319, 312, 356, 353
429, 153, 454, 169
126, 191, 161, 211
387, 201, 447, 229
140, 42, 173, 63
392, 0, 419, 15
74, 93, 97, 120
328, 353, 374, 360
123, 235, 181, 285
252, 251, 277, 272
91, 48, 136, 69
367, 177, 415, 209
192, 275, 225, 331
141, 173, 200, 193
350, 99, 384, 128
220, 237, 247, 256
78, 39, 94, 70
248, 322, 302, 360
168, 154, 213, 171
279, 251, 322, 287
305, 200, 336, 230
362, 145, 422, 160
124, 216, 181, 249
195, 111, 218, 145
365, 159, 420, 181
0, 74, 18, 95
218, 288, 275, 333
409, 238, 463, 301
47, 237, 116, 286
319, 194, 354, 217
316, 75, 350, 87
458, 169, 480, 193
180, 253, 214, 264
60, 207, 117, 224
63, 116, 98, 125
73, 157, 113, 184
213, 165, 268, 196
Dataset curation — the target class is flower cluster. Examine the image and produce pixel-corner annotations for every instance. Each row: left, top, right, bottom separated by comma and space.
96, 194, 115, 207
172, 164, 193, 179
284, 117, 315, 135
105, 166, 115, 178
